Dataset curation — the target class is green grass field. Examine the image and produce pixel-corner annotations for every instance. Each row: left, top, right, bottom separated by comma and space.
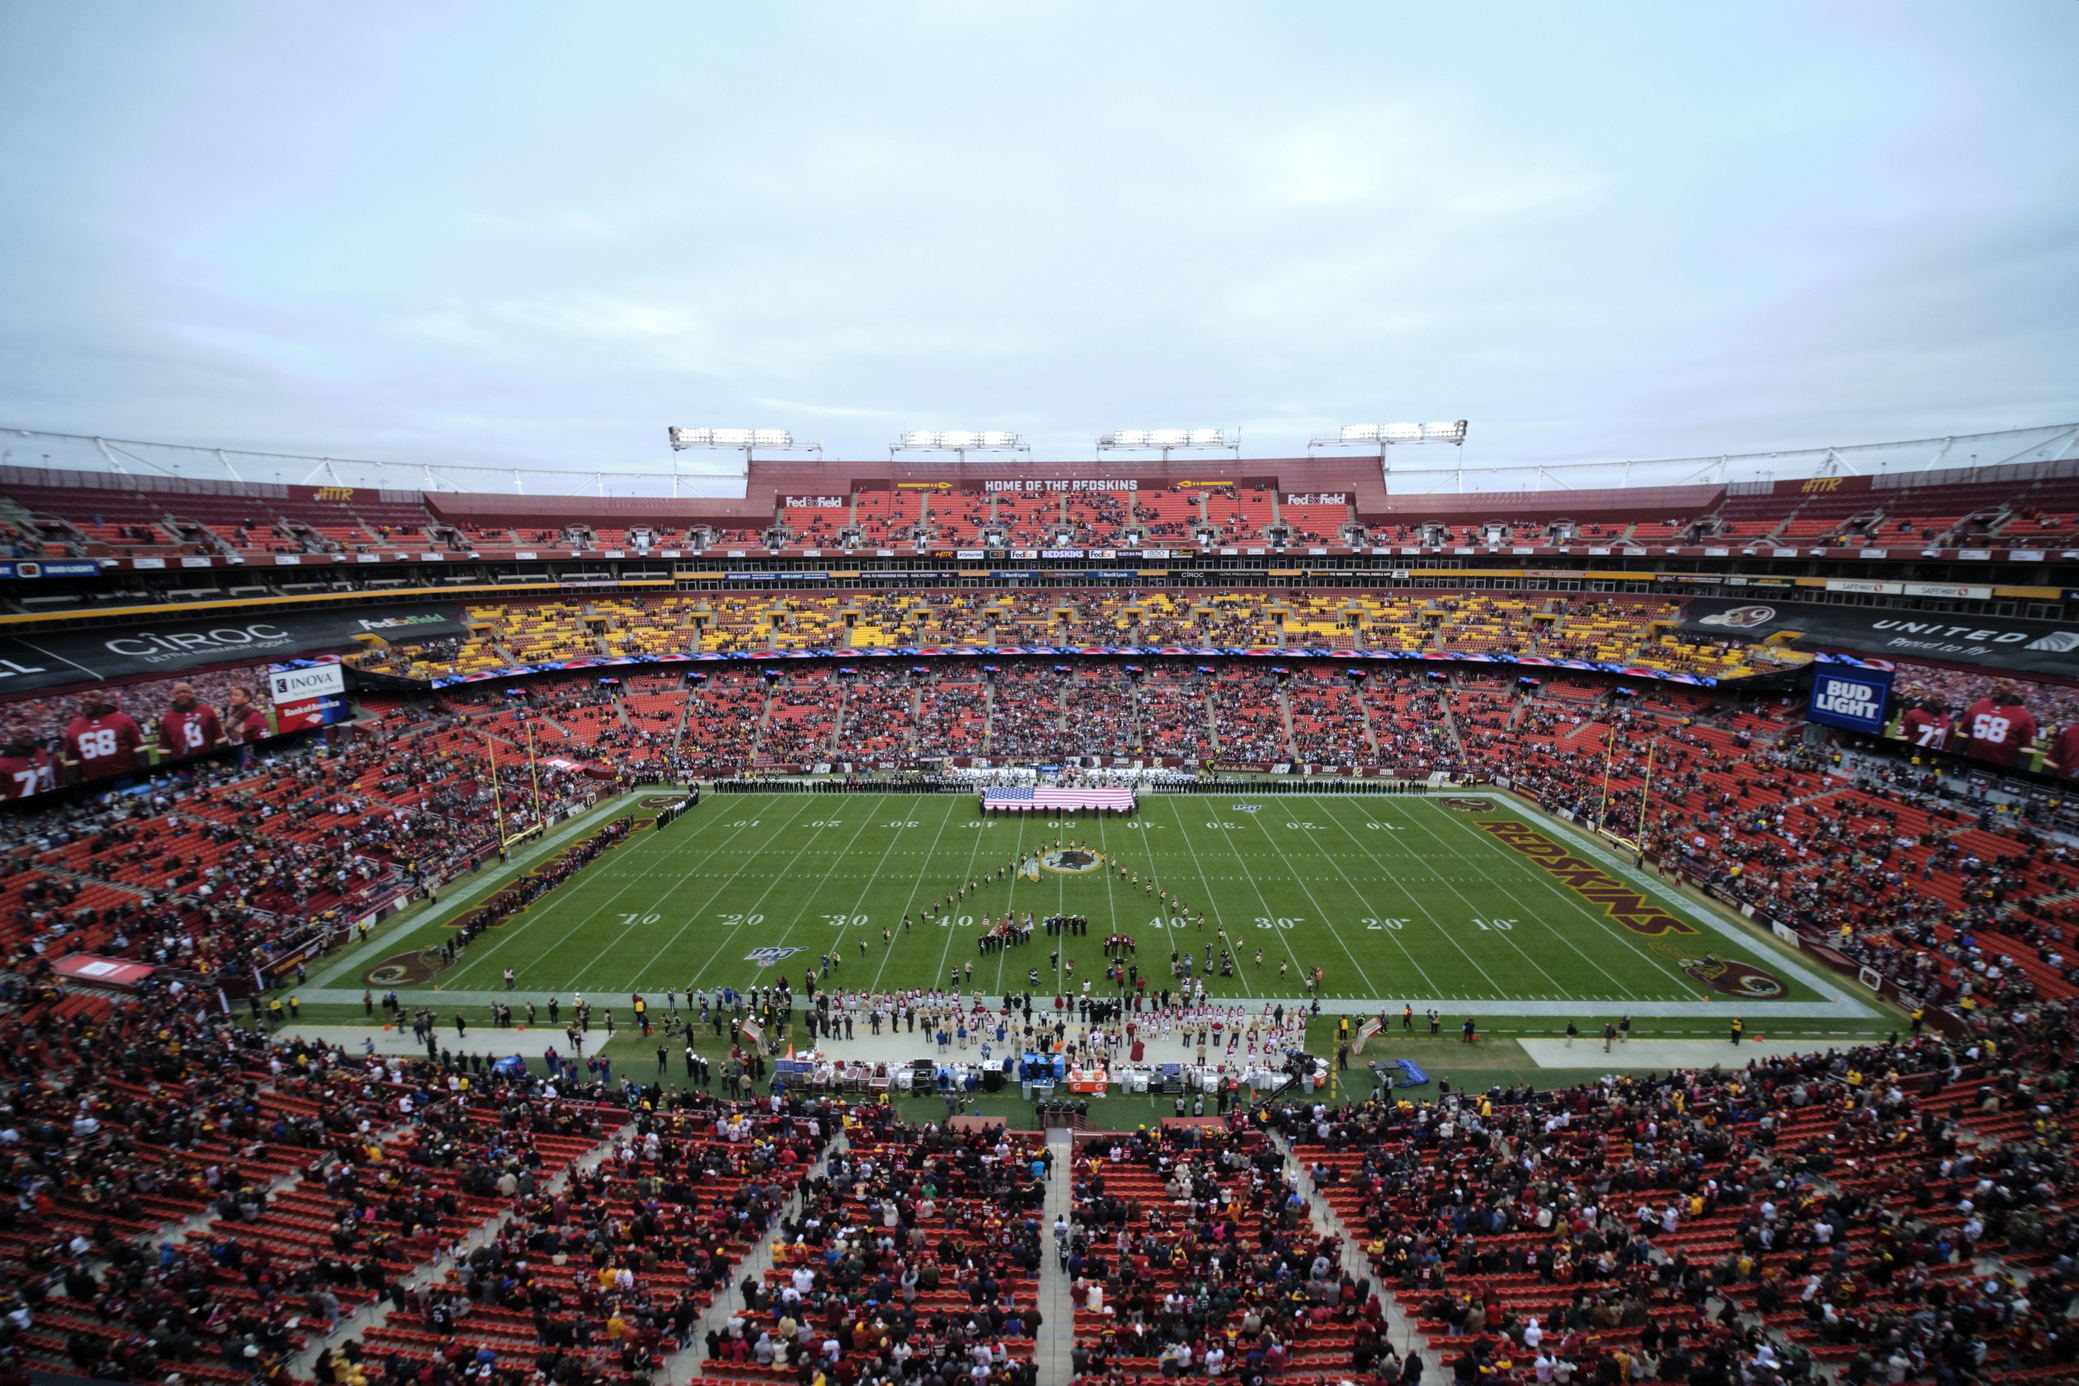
317, 790, 1886, 1041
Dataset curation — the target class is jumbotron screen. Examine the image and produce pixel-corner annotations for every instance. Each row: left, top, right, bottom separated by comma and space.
1885, 660, 2079, 778
0, 659, 348, 800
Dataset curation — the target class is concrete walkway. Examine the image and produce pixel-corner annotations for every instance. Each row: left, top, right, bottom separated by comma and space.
1517, 1036, 1857, 1070
1276, 1128, 1430, 1376
267, 1022, 577, 1060
1035, 1129, 1076, 1386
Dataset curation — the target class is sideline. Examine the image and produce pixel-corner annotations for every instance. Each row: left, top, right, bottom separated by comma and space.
1484, 789, 1887, 1021
311, 790, 659, 989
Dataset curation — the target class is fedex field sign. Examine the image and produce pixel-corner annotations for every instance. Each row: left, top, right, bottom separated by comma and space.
1807, 671, 1892, 735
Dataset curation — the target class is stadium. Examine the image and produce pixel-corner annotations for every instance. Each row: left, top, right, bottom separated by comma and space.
7, 7, 2079, 1386
3, 416, 2079, 1379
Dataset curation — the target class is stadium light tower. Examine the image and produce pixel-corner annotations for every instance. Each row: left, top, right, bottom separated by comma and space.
1096, 428, 1240, 462
1309, 421, 1468, 491
667, 428, 822, 498
888, 431, 1030, 462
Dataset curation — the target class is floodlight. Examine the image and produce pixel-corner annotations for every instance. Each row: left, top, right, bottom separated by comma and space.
1098, 428, 1236, 459
890, 430, 1027, 458
669, 426, 817, 462
1310, 419, 1467, 460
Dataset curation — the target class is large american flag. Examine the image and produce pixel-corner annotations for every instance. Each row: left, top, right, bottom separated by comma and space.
981, 786, 1138, 811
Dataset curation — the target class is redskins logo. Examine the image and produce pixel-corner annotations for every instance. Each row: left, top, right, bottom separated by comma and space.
364, 947, 448, 987
1041, 849, 1103, 874
1697, 605, 1777, 630
1678, 953, 1787, 999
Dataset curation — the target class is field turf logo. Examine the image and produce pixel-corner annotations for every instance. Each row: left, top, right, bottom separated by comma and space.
747, 946, 806, 966
1041, 849, 1103, 874
1439, 797, 1495, 813
1474, 820, 1698, 938
1672, 951, 1786, 999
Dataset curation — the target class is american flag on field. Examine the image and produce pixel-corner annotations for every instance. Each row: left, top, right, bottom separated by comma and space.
981, 786, 1138, 811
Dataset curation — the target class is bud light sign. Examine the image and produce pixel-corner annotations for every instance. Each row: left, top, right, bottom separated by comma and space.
1807, 669, 1893, 734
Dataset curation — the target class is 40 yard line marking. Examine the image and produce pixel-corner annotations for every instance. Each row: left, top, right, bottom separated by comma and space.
929, 802, 1000, 993
866, 796, 967, 996
1168, 798, 1308, 991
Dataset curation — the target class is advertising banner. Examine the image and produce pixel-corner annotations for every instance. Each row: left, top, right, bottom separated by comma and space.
269, 660, 352, 733
1806, 665, 1895, 734
1681, 597, 2079, 679
0, 605, 470, 696
0, 656, 345, 801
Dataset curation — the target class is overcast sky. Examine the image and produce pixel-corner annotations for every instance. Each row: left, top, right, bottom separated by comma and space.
1, 3, 2075, 491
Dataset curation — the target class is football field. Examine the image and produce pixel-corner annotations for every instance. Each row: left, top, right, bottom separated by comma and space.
342, 790, 1882, 1038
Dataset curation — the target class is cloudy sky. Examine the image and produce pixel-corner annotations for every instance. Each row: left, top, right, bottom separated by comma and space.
1, 3, 2075, 491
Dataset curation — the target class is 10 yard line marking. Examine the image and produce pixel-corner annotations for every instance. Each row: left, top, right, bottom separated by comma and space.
447, 802, 784, 989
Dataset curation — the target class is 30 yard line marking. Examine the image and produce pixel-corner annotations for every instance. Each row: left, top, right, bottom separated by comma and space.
1174, 799, 1309, 987
648, 796, 841, 994
715, 796, 895, 986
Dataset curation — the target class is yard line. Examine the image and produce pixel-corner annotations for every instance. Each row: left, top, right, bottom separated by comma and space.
1238, 803, 1380, 999
615, 799, 831, 988
1316, 799, 1505, 997
990, 816, 1036, 996
1388, 799, 1633, 997
1418, 800, 1706, 997
726, 796, 896, 986
930, 803, 1000, 993
865, 796, 968, 996
1166, 798, 1307, 996
444, 801, 784, 989
652, 796, 851, 994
